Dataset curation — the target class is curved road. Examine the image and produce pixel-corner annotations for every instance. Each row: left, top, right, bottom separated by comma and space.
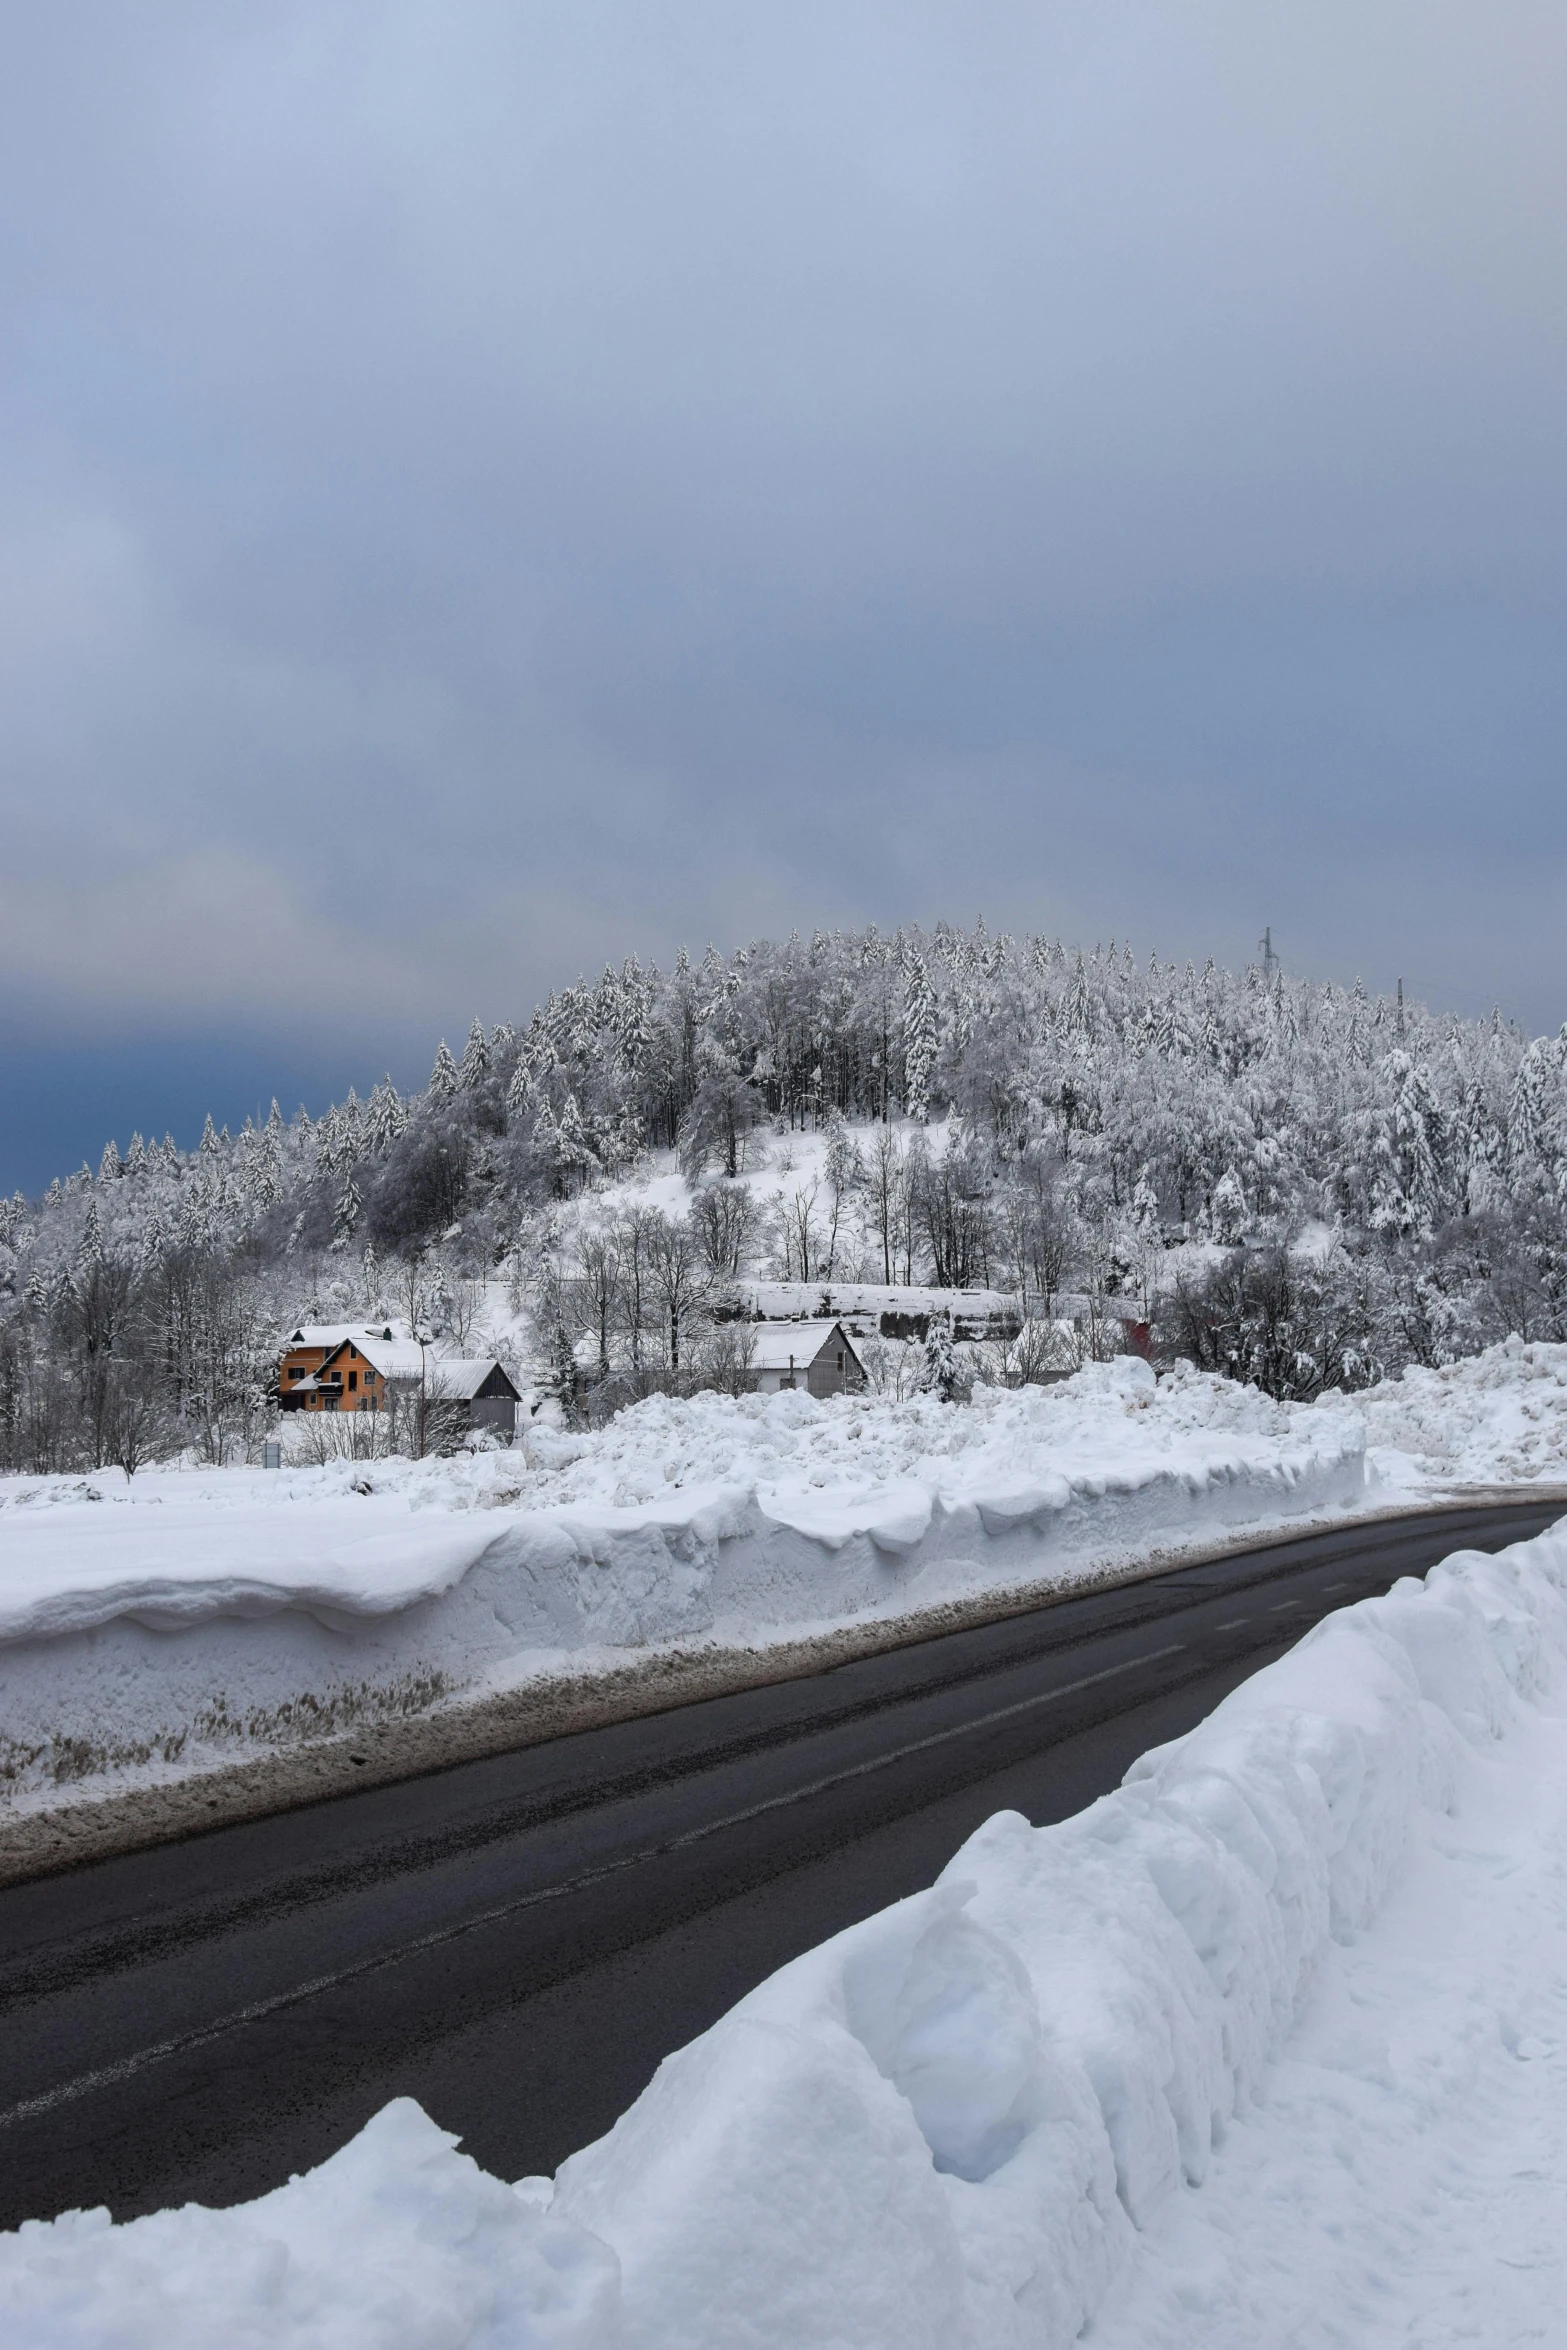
0, 1497, 1557, 2232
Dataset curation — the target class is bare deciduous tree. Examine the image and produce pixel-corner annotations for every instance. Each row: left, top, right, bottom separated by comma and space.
691, 1183, 755, 1282
574, 1230, 622, 1381
645, 1212, 710, 1371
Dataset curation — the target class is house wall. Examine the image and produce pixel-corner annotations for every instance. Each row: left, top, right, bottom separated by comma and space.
467, 1397, 516, 1441
308, 1344, 389, 1414
753, 1334, 865, 1399
277, 1345, 330, 1411
806, 1339, 866, 1399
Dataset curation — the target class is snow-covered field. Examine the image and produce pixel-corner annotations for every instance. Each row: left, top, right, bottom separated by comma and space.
6, 1508, 1567, 2346
3, 1340, 1567, 1821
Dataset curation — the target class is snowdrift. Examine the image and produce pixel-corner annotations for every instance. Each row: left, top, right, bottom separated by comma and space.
5, 1517, 1566, 2346
0, 1359, 1367, 1813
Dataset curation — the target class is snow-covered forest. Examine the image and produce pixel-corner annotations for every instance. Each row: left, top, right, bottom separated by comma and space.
3, 923, 1566, 1472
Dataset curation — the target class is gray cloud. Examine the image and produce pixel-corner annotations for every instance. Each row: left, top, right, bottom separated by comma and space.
2, 0, 1566, 1115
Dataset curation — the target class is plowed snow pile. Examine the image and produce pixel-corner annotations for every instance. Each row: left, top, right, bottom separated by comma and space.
1318, 1331, 1567, 1489
5, 1342, 1567, 1817
7, 1519, 1567, 2347
1, 1355, 1375, 1812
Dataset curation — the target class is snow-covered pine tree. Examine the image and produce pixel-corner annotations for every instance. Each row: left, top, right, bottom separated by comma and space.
902, 956, 938, 1121
556, 1093, 597, 1182
427, 1040, 461, 1104
332, 1176, 362, 1249
1211, 1168, 1247, 1246
458, 1020, 490, 1090
367, 1078, 406, 1155
918, 1312, 960, 1402
506, 1058, 537, 1123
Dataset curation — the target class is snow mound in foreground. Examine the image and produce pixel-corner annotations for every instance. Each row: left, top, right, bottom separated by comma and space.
7, 1518, 1566, 2349
0, 2099, 618, 2350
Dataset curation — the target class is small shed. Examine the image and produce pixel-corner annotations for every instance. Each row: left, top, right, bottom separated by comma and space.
748, 1320, 866, 1399
427, 1358, 523, 1442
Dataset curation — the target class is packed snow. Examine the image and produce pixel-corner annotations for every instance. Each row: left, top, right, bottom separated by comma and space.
6, 1512, 1567, 2346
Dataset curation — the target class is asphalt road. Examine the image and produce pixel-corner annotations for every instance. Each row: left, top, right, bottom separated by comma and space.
0, 1496, 1557, 2233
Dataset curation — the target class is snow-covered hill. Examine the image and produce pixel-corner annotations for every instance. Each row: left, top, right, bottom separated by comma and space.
8, 925, 1567, 1486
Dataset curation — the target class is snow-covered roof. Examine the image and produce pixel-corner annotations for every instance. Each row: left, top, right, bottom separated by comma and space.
747, 1320, 862, 1372
313, 1339, 518, 1396
283, 1324, 393, 1352
426, 1358, 519, 1402
319, 1335, 428, 1381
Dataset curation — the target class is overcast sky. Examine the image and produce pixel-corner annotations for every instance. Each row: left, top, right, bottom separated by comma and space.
2, 3, 1565, 1190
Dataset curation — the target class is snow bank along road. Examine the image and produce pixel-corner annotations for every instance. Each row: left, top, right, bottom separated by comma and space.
0, 1497, 1553, 2241
0, 1356, 1370, 1842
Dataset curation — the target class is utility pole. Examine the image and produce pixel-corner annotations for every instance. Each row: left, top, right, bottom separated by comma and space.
1259, 926, 1278, 981
415, 1327, 432, 1459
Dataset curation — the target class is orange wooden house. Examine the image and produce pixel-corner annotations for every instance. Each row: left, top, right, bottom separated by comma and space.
307, 1333, 428, 1412
276, 1324, 396, 1411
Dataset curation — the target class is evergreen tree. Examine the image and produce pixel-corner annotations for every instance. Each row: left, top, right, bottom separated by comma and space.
458, 1020, 490, 1090
427, 1040, 461, 1103
902, 957, 938, 1121
918, 1313, 960, 1401
332, 1176, 362, 1249
1211, 1168, 1247, 1246
507, 1058, 537, 1122
367, 1078, 406, 1154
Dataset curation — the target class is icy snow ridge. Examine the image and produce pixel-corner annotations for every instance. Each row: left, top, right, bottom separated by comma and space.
7, 1516, 1567, 2347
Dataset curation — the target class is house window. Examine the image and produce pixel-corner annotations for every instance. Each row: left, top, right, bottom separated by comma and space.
288, 1367, 304, 1380
348, 1371, 358, 1391
324, 1394, 339, 1413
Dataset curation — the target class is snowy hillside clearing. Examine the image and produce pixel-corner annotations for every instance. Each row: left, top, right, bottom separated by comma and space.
6, 1515, 1567, 2346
